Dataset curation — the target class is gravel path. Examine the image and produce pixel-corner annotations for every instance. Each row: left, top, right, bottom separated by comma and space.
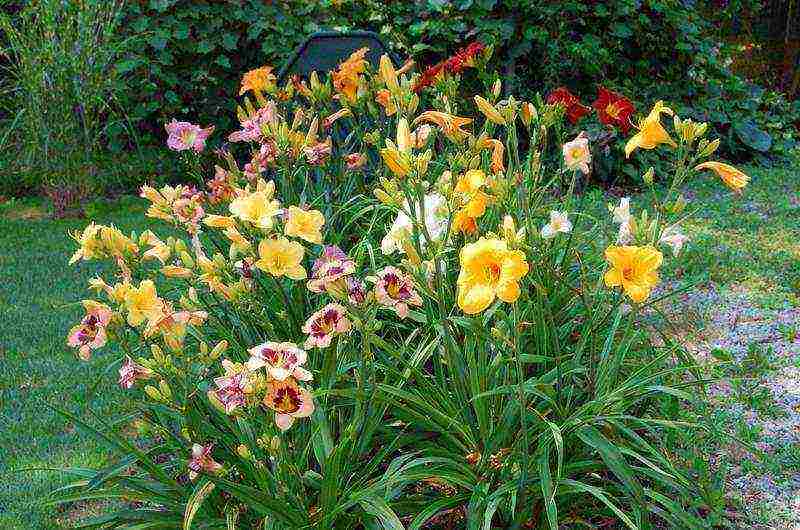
667, 284, 800, 528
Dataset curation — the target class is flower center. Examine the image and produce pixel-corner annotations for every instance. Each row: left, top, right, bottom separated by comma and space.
273, 386, 302, 413
486, 262, 501, 283
605, 102, 624, 119
622, 267, 635, 281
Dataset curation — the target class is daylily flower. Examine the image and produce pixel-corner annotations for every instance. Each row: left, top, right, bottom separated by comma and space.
625, 101, 676, 158
457, 238, 529, 314
284, 206, 325, 244
246, 341, 312, 382
694, 162, 749, 192
659, 225, 689, 256
593, 87, 635, 134
240, 66, 276, 95
411, 124, 434, 148
263, 379, 315, 431
228, 103, 277, 143
375, 89, 398, 116
452, 170, 491, 234
140, 231, 171, 263
612, 197, 634, 244
210, 359, 252, 415
501, 215, 525, 246
123, 280, 163, 327
303, 138, 332, 165
562, 132, 591, 174
229, 181, 281, 230
188, 443, 223, 480
332, 47, 368, 103
67, 300, 113, 360
381, 193, 448, 255
603, 245, 663, 303
255, 237, 306, 280
165, 120, 214, 153
413, 111, 472, 142
345, 152, 367, 170
373, 266, 423, 319
69, 223, 138, 264
307, 253, 356, 295
546, 87, 590, 124
540, 211, 572, 239
302, 303, 351, 349
144, 308, 207, 351
346, 277, 367, 305
118, 356, 153, 389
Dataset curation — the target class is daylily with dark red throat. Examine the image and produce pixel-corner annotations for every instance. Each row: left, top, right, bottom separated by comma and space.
246, 341, 312, 382
210, 359, 252, 414
188, 443, 223, 480
302, 303, 351, 349
593, 87, 635, 134
67, 300, 113, 360
263, 379, 315, 430
373, 266, 423, 319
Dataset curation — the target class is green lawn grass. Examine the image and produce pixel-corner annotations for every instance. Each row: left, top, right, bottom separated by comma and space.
0, 163, 796, 528
0, 196, 152, 529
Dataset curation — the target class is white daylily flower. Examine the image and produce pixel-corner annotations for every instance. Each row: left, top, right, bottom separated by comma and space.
381, 193, 447, 255
659, 225, 689, 256
612, 197, 631, 225
540, 211, 572, 239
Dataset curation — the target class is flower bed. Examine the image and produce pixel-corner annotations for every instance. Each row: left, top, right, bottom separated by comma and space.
61, 45, 748, 528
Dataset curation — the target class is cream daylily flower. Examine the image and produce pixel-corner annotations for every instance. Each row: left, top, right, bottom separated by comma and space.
540, 211, 572, 239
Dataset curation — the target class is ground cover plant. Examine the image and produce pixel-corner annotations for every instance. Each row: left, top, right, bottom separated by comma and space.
56, 47, 753, 528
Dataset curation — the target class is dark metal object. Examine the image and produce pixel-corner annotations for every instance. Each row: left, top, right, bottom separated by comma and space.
277, 30, 398, 82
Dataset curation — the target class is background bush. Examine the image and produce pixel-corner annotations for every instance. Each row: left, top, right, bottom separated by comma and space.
1, 0, 797, 198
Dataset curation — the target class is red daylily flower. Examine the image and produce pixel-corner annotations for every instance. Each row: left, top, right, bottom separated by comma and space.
593, 87, 635, 134
546, 87, 590, 124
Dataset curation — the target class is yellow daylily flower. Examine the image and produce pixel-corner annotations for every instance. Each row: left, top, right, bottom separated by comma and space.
694, 161, 749, 192
124, 280, 163, 327
379, 54, 399, 91
229, 184, 281, 230
203, 215, 236, 229
624, 101, 677, 158
255, 237, 307, 280
457, 238, 529, 314
332, 47, 368, 104
284, 206, 325, 244
380, 118, 413, 178
603, 245, 663, 303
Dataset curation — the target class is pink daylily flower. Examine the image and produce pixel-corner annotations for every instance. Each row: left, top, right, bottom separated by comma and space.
165, 120, 214, 153
302, 303, 351, 349
118, 356, 153, 389
246, 341, 312, 382
67, 301, 113, 360
228, 103, 277, 143
373, 266, 422, 319
188, 443, 223, 480
211, 359, 250, 414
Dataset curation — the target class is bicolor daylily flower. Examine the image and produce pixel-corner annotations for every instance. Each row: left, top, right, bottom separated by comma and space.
373, 266, 423, 319
246, 341, 312, 382
302, 304, 351, 349
263, 379, 315, 431
67, 300, 113, 360
188, 443, 223, 480
210, 359, 251, 414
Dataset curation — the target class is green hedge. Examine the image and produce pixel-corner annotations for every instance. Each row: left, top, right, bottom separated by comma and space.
118, 0, 797, 159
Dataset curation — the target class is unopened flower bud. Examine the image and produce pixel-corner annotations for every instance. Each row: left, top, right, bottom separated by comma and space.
158, 380, 172, 400
236, 444, 252, 459
642, 167, 655, 185
144, 385, 162, 401
211, 340, 228, 360
492, 79, 502, 98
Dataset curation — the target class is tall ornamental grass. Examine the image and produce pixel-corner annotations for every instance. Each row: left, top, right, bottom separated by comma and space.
0, 0, 133, 208
58, 45, 748, 528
